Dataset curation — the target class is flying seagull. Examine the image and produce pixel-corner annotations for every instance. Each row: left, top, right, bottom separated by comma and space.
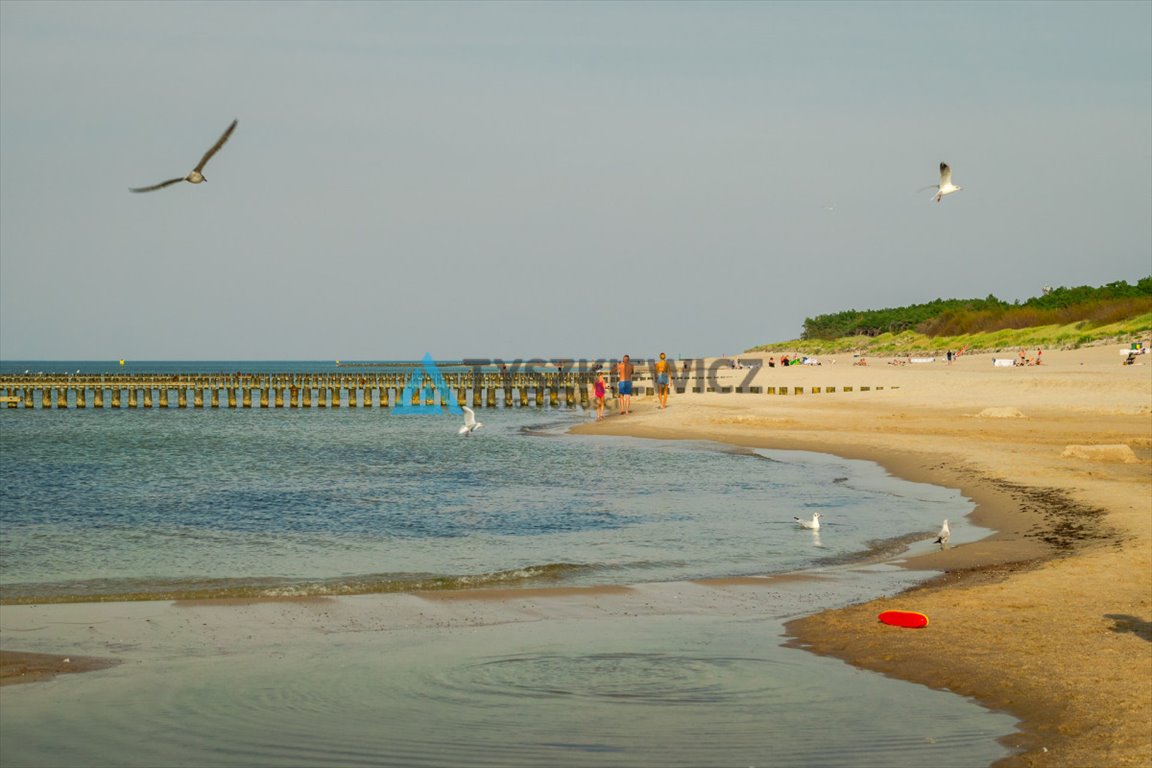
130, 119, 238, 193
929, 162, 962, 203
794, 512, 821, 530
934, 519, 951, 546
458, 406, 483, 436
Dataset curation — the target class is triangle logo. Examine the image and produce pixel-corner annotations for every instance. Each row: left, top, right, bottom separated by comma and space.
395, 354, 463, 415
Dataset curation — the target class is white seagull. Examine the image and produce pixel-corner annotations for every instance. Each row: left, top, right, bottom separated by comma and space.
458, 406, 483, 436
794, 512, 822, 530
130, 119, 238, 193
929, 162, 963, 203
934, 519, 951, 546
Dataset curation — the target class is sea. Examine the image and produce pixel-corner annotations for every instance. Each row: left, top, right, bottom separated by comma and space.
0, 361, 1019, 767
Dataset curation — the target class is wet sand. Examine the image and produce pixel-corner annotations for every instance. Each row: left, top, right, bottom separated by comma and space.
0, 651, 120, 687
575, 344, 1152, 767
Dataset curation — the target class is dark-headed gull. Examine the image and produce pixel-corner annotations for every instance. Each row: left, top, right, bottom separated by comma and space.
934, 519, 951, 546
130, 119, 238, 193
930, 162, 962, 203
794, 512, 821, 530
458, 405, 483, 436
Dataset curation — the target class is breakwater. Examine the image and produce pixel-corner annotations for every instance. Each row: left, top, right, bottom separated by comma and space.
0, 372, 594, 410
0, 371, 894, 410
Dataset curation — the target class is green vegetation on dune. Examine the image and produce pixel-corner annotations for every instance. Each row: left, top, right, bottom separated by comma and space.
749, 278, 1152, 356
797, 278, 1150, 341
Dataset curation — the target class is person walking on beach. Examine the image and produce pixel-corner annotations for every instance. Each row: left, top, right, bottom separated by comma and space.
655, 352, 672, 409
593, 371, 607, 420
617, 354, 634, 415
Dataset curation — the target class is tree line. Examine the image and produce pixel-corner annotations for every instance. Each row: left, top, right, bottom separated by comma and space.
800, 277, 1152, 340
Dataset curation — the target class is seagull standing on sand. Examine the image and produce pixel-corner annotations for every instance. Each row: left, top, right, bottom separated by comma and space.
794, 512, 821, 530
458, 406, 483, 436
929, 162, 963, 203
130, 119, 238, 193
934, 519, 951, 546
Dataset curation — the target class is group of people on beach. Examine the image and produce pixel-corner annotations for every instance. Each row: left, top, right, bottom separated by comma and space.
1017, 347, 1043, 366
591, 352, 672, 420
769, 355, 819, 367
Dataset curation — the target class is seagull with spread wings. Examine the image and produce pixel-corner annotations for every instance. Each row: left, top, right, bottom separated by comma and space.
929, 162, 963, 203
130, 119, 238, 193
458, 406, 483, 436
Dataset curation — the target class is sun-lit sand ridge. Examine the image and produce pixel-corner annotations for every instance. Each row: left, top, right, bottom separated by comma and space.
574, 343, 1151, 768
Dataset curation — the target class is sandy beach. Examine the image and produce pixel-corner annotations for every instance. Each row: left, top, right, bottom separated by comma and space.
575, 343, 1151, 767
1, 344, 1149, 767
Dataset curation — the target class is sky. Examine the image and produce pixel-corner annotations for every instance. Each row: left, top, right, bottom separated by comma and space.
1, 1, 1149, 361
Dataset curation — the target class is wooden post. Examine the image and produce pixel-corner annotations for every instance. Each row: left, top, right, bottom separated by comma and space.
274, 388, 284, 408
211, 389, 220, 408
76, 387, 87, 408
111, 388, 121, 408
317, 387, 327, 407
143, 388, 153, 408
194, 389, 204, 408
260, 388, 270, 408
228, 388, 237, 408
27, 388, 38, 408
42, 388, 52, 409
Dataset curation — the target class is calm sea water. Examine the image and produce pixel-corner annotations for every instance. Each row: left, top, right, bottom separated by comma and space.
0, 362, 1016, 767
1, 403, 969, 603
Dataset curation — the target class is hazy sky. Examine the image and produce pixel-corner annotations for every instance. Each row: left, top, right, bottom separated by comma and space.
1, 1, 1149, 361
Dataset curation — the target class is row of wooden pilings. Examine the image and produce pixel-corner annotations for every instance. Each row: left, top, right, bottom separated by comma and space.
0, 372, 894, 411
0, 372, 601, 410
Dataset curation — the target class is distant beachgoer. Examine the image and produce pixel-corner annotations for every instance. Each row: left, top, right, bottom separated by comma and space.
593, 372, 607, 420
617, 354, 634, 415
655, 352, 671, 409
1035, 348, 1042, 365
768, 357, 776, 368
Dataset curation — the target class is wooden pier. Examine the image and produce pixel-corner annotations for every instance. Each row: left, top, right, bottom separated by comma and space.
0, 371, 599, 410
0, 370, 894, 411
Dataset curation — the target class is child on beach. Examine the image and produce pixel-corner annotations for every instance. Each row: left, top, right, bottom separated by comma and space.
593, 372, 607, 420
